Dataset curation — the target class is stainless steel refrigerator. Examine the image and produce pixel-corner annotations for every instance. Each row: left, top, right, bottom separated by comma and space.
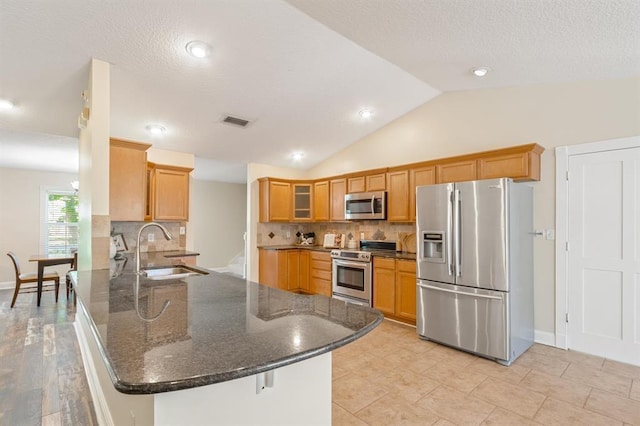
416, 178, 534, 365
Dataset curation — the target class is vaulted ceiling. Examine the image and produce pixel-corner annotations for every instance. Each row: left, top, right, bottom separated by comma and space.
1, 0, 638, 182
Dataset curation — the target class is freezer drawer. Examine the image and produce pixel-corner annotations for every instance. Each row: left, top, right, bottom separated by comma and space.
417, 280, 509, 361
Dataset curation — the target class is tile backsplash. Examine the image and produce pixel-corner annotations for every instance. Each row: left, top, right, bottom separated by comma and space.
111, 221, 186, 253
257, 221, 415, 249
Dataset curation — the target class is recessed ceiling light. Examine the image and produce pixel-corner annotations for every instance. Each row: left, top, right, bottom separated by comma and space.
0, 99, 15, 110
359, 109, 373, 119
145, 124, 166, 135
185, 40, 211, 59
291, 152, 304, 161
472, 67, 489, 77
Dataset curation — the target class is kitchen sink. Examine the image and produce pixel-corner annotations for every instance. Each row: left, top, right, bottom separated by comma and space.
142, 266, 208, 280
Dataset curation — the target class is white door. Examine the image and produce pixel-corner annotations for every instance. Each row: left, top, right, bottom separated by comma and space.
567, 146, 640, 365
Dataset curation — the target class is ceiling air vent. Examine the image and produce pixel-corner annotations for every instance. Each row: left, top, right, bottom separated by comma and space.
222, 115, 251, 128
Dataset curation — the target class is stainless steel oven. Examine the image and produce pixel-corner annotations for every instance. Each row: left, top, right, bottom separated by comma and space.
331, 250, 372, 306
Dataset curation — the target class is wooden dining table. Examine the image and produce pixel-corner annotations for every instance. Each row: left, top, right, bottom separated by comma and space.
29, 253, 75, 306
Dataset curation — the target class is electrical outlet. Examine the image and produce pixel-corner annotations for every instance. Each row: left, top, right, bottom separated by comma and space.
179, 226, 186, 235
286, 231, 291, 238
147, 233, 155, 242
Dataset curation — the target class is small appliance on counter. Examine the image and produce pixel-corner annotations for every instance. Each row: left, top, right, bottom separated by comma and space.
299, 232, 315, 245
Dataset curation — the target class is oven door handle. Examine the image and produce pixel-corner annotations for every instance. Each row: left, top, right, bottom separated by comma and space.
333, 258, 368, 268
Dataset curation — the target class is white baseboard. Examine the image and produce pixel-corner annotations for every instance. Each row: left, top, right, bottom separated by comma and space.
0, 281, 14, 291
534, 329, 556, 347
73, 309, 114, 426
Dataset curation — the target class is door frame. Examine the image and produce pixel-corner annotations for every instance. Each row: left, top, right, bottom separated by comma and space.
555, 135, 640, 349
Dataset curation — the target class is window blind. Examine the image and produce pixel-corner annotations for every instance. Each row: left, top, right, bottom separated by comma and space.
45, 191, 79, 255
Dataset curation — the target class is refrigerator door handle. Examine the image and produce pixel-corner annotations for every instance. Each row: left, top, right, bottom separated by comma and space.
417, 283, 503, 301
447, 188, 454, 276
453, 189, 461, 277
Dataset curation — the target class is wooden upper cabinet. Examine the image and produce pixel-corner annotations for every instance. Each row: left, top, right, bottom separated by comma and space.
152, 163, 192, 221
330, 178, 346, 221
477, 143, 544, 181
313, 180, 330, 222
436, 159, 477, 183
347, 176, 365, 193
259, 178, 292, 222
292, 183, 313, 221
366, 173, 386, 191
386, 170, 410, 222
409, 165, 436, 221
109, 138, 151, 221
348, 171, 386, 193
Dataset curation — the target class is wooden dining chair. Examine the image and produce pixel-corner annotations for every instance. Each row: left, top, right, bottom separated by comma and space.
6, 252, 60, 308
66, 251, 78, 303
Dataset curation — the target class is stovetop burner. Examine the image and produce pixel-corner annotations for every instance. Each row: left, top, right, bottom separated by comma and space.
330, 240, 396, 261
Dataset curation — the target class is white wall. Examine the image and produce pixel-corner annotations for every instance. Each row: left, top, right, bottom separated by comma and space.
306, 76, 640, 336
190, 179, 247, 269
0, 167, 79, 283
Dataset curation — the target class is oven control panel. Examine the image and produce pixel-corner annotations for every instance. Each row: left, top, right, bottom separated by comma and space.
330, 250, 371, 262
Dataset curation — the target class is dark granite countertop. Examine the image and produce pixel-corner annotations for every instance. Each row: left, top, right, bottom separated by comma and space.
258, 244, 416, 260
71, 255, 383, 395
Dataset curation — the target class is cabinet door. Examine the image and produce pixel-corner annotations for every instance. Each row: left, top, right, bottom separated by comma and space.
436, 160, 477, 183
373, 258, 395, 316
260, 180, 292, 222
330, 178, 346, 221
478, 152, 538, 181
313, 181, 330, 222
292, 184, 312, 221
366, 173, 386, 191
386, 170, 410, 222
259, 249, 286, 289
109, 139, 150, 221
347, 176, 366, 193
409, 166, 436, 221
154, 167, 190, 221
286, 250, 300, 291
395, 260, 417, 323
298, 251, 310, 292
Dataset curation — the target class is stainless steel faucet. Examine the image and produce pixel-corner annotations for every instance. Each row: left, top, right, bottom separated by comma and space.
136, 222, 173, 275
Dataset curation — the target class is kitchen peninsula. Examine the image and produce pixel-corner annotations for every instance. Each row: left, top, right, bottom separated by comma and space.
70, 253, 382, 426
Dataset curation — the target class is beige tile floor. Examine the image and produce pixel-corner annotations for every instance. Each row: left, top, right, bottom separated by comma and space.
4, 289, 639, 425
332, 320, 640, 426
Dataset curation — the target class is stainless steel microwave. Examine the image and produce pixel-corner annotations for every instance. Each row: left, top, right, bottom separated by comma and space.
345, 191, 386, 220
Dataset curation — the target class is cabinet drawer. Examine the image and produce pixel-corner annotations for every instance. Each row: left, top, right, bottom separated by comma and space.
310, 251, 331, 262
310, 269, 331, 281
310, 277, 332, 297
374, 257, 395, 270
397, 259, 416, 273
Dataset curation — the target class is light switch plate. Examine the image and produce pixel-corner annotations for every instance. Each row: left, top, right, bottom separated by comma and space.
179, 227, 186, 235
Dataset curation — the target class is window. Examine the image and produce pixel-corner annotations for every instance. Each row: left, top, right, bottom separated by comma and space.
44, 190, 79, 255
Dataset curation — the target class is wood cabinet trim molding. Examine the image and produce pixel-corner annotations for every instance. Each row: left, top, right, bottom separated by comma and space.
109, 138, 152, 151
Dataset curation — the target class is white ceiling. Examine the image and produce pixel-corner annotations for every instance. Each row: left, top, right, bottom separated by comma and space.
1, 0, 638, 183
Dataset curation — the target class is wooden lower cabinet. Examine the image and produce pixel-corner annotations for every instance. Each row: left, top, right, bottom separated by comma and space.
259, 249, 325, 295
395, 260, 417, 322
309, 251, 332, 297
373, 257, 416, 325
372, 258, 396, 315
